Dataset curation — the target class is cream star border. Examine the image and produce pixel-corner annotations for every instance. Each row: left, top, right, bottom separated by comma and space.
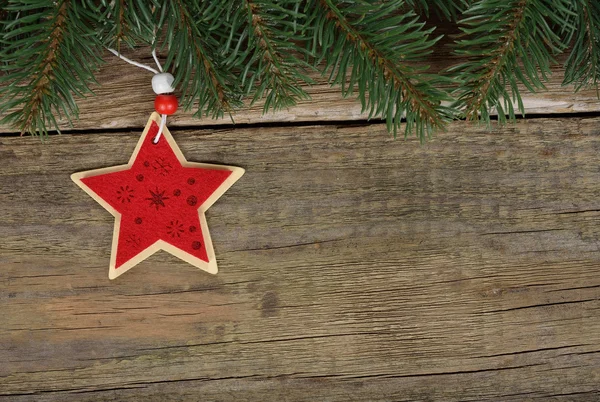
71, 113, 244, 280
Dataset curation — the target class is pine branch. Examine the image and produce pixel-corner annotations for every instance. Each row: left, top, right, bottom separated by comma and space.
308, 0, 453, 139
158, 0, 243, 119
103, 0, 133, 50
0, 0, 104, 136
99, 0, 158, 49
1, 0, 593, 139
0, 1, 16, 58
563, 0, 600, 93
226, 0, 313, 112
405, 0, 470, 20
113, 0, 129, 49
8, 1, 69, 134
450, 0, 573, 123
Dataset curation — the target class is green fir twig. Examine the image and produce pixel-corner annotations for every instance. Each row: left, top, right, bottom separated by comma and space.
450, 0, 573, 123
308, 0, 454, 140
0, 0, 104, 136
563, 0, 600, 94
236, 0, 313, 111
158, 0, 243, 119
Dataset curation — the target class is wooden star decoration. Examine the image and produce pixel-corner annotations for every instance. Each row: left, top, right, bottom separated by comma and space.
71, 113, 244, 279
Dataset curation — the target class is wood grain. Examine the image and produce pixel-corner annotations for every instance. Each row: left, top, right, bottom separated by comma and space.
1, 45, 600, 134
1, 117, 599, 400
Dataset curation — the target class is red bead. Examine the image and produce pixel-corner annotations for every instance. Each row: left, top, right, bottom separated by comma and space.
154, 94, 178, 115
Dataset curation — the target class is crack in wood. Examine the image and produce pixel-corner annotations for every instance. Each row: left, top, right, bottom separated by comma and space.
480, 228, 566, 236
230, 238, 341, 253
479, 298, 598, 314
547, 284, 600, 293
473, 344, 591, 359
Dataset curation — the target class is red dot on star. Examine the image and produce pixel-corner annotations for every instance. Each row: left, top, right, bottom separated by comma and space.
187, 195, 197, 206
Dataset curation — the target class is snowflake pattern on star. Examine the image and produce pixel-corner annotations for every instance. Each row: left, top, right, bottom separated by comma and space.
116, 185, 134, 203
152, 157, 172, 176
125, 234, 141, 247
166, 220, 185, 238
146, 188, 169, 210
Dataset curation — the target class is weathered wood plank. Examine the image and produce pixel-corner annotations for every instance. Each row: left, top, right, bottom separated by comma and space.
1, 45, 599, 134
1, 118, 600, 400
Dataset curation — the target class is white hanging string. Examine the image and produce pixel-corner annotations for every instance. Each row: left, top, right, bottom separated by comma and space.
107, 47, 168, 143
151, 48, 163, 73
152, 117, 167, 144
155, 113, 167, 144
107, 48, 159, 74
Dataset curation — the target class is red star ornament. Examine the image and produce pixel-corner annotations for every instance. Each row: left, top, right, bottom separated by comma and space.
71, 113, 244, 279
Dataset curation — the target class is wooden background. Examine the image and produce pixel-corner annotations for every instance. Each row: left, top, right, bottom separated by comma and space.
1, 43, 600, 401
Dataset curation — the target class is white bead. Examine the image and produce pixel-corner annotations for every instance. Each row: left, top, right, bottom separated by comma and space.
152, 73, 175, 94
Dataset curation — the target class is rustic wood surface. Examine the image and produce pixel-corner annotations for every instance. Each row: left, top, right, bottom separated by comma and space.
1, 115, 600, 400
